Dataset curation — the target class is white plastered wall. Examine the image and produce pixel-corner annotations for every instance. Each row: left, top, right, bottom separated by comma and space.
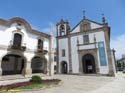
70, 22, 109, 74
58, 38, 69, 73
0, 22, 50, 75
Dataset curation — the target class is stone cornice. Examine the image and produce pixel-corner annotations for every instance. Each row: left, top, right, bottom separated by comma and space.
77, 42, 96, 46
78, 48, 98, 53
0, 44, 35, 53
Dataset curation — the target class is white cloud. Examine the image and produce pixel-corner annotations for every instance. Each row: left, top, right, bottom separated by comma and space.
111, 34, 125, 59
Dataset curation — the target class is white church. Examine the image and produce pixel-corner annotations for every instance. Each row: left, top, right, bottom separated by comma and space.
56, 16, 116, 76
0, 16, 116, 77
0, 17, 54, 77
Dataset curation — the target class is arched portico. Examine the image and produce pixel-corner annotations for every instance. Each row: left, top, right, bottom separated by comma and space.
1, 54, 26, 75
31, 56, 47, 74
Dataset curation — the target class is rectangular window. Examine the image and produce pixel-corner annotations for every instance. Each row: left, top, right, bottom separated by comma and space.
62, 49, 65, 57
83, 24, 88, 31
38, 39, 43, 49
83, 35, 89, 44
54, 56, 57, 61
83, 24, 91, 31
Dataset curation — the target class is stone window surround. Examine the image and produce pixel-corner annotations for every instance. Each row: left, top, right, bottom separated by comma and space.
37, 37, 45, 49
37, 39, 44, 49
11, 30, 24, 46
83, 34, 89, 44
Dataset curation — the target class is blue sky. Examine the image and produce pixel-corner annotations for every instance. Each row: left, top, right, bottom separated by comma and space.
0, 0, 125, 58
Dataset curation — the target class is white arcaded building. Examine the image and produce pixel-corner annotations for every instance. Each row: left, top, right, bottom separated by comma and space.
0, 17, 54, 77
56, 16, 116, 76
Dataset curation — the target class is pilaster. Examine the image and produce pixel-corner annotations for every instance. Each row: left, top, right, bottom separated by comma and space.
68, 36, 72, 73
78, 50, 83, 74
23, 61, 32, 77
104, 27, 115, 76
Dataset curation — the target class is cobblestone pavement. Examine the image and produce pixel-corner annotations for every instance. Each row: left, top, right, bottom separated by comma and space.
17, 72, 125, 93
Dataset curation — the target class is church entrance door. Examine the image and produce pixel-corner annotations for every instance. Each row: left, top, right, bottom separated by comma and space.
82, 54, 96, 74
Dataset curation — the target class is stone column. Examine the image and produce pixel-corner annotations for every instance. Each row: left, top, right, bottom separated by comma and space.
23, 60, 32, 77
0, 58, 2, 76
49, 35, 54, 76
50, 49, 54, 76
111, 50, 116, 75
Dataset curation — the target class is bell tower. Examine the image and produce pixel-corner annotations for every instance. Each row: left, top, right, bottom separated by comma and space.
56, 19, 70, 37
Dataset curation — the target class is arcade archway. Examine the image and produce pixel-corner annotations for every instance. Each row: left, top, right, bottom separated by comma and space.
1, 54, 25, 75
31, 56, 47, 73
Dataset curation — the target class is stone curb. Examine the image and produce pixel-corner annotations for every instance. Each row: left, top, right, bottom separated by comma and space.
0, 82, 63, 93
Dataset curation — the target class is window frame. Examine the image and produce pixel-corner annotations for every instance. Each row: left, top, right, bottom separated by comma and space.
83, 35, 89, 44
37, 39, 43, 49
62, 49, 65, 57
83, 22, 91, 31
12, 30, 24, 46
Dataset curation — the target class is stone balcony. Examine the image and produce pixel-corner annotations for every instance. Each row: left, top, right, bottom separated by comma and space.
36, 48, 48, 54
7, 44, 26, 52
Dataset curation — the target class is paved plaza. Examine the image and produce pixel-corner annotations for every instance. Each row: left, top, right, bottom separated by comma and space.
13, 72, 124, 93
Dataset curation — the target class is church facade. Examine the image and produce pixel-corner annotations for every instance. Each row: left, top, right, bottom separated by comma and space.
0, 17, 54, 77
56, 17, 116, 76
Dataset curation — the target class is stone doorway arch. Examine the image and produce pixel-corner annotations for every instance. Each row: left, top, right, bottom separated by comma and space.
82, 54, 96, 74
61, 61, 68, 74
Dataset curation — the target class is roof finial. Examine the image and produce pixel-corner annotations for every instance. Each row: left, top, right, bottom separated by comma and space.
83, 10, 86, 19
102, 13, 106, 24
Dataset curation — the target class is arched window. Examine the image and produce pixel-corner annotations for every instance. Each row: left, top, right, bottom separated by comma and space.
60, 25, 65, 36
13, 33, 22, 47
37, 39, 43, 49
